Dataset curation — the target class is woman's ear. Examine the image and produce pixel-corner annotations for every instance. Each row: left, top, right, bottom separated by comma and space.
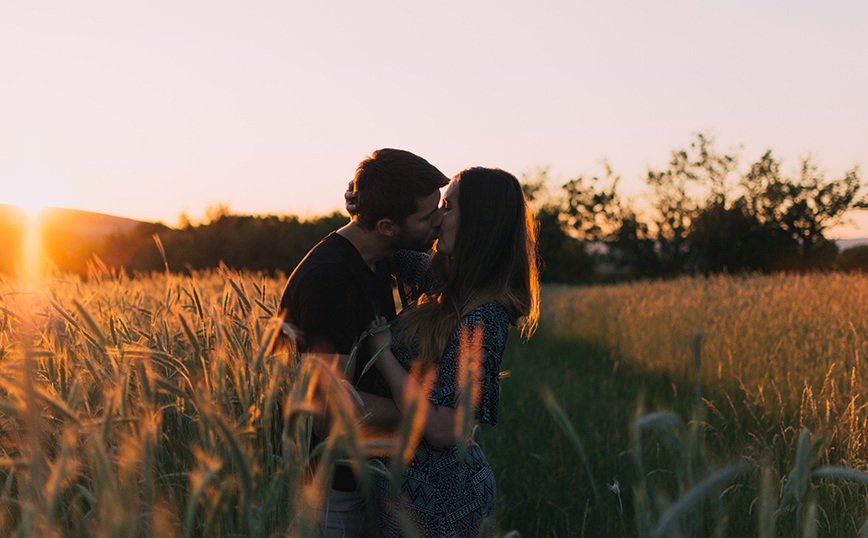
376, 218, 396, 237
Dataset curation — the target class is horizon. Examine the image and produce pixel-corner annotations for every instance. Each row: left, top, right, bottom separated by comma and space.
5, 202, 868, 245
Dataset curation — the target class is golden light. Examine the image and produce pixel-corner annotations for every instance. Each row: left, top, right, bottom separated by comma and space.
1, 167, 67, 279
4, 176, 48, 220
21, 210, 42, 279
2, 160, 71, 219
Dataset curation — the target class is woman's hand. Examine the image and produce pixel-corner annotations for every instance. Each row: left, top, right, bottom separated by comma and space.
367, 316, 392, 360
345, 180, 358, 216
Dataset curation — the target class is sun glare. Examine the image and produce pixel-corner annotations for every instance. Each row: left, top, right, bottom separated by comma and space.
5, 182, 46, 221
1, 166, 66, 279
2, 161, 72, 221
22, 212, 42, 279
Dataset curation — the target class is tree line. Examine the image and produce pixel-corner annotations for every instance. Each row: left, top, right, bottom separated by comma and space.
528, 133, 868, 283
90, 209, 350, 276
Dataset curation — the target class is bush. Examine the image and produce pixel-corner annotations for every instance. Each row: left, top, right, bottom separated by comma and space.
837, 244, 868, 272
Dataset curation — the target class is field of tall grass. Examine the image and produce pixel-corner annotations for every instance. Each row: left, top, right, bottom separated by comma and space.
542, 274, 868, 465
483, 274, 868, 537
0, 268, 323, 536
4, 268, 868, 537
0, 267, 448, 538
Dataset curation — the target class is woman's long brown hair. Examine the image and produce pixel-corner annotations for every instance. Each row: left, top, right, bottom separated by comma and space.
396, 167, 540, 368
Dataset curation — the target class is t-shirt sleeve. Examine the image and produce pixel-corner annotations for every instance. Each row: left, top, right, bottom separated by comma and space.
428, 303, 509, 426
293, 265, 365, 355
394, 250, 436, 307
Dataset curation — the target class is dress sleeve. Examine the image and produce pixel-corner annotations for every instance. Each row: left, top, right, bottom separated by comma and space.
393, 250, 437, 307
427, 302, 510, 426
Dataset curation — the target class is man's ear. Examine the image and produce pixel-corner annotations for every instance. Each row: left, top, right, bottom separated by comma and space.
376, 218, 397, 237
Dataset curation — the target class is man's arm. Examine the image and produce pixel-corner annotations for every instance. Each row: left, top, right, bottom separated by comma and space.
302, 352, 401, 437
357, 390, 402, 434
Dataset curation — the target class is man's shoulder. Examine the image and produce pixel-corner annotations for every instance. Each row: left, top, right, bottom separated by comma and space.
299, 232, 349, 262
290, 233, 355, 275
282, 233, 367, 302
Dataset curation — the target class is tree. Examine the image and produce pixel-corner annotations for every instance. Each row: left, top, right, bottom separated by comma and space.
535, 205, 594, 284
521, 169, 595, 284
689, 199, 799, 274
647, 133, 741, 275
606, 208, 662, 280
560, 162, 622, 242
747, 156, 865, 271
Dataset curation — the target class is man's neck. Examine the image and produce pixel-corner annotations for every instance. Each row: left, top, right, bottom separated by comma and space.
336, 222, 393, 271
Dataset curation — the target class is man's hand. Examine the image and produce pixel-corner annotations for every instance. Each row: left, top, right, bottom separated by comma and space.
366, 316, 392, 364
345, 180, 359, 216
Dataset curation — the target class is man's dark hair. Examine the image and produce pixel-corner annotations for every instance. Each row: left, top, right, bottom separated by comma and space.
353, 149, 449, 229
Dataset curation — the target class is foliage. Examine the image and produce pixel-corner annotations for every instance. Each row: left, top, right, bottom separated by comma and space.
522, 169, 595, 284
646, 133, 741, 275
762, 158, 864, 271
96, 212, 349, 276
838, 245, 868, 272
522, 134, 866, 280
559, 162, 622, 242
689, 200, 801, 274
534, 206, 594, 284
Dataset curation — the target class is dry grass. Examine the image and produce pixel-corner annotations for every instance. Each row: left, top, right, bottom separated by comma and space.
0, 269, 346, 536
542, 273, 868, 465
0, 267, 491, 537
9, 267, 868, 536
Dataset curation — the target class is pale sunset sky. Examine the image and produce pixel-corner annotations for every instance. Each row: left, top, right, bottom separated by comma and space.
1, 1, 866, 236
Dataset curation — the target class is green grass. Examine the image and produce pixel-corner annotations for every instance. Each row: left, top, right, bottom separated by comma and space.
479, 330, 691, 537
480, 326, 868, 537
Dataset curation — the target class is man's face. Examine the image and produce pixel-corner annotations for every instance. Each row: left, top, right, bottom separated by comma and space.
391, 190, 443, 252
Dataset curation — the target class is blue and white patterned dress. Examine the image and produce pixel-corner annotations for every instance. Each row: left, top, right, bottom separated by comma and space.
373, 250, 508, 538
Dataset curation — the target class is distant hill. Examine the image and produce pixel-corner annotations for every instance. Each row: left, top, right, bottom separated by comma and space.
1, 204, 143, 237
0, 205, 28, 275
0, 204, 151, 276
832, 237, 868, 250
36, 206, 143, 243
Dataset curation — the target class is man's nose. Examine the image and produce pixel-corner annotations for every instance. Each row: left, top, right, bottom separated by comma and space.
431, 209, 443, 227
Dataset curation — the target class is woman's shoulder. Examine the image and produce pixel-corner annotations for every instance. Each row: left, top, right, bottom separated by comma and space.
395, 249, 430, 265
394, 250, 436, 304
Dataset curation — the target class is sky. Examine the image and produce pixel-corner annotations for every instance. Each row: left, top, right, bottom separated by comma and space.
1, 1, 866, 236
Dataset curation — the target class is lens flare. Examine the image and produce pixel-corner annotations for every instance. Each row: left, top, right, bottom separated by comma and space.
2, 163, 70, 279
21, 211, 42, 278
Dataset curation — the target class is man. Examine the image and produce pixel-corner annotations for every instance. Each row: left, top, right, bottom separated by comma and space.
279, 148, 448, 537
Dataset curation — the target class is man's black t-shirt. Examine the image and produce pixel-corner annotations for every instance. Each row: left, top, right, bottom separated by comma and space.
279, 232, 396, 491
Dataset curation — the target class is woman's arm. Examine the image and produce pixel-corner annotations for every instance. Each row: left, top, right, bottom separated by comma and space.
368, 321, 460, 448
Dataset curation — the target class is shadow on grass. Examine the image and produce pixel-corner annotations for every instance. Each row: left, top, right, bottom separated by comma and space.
476, 329, 695, 537
475, 329, 868, 538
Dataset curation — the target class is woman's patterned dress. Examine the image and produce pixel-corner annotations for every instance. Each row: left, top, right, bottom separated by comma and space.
373, 250, 508, 538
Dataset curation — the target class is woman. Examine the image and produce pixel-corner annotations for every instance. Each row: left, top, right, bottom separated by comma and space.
366, 167, 540, 537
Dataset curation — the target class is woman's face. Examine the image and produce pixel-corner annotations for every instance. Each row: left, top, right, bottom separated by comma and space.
434, 179, 460, 256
